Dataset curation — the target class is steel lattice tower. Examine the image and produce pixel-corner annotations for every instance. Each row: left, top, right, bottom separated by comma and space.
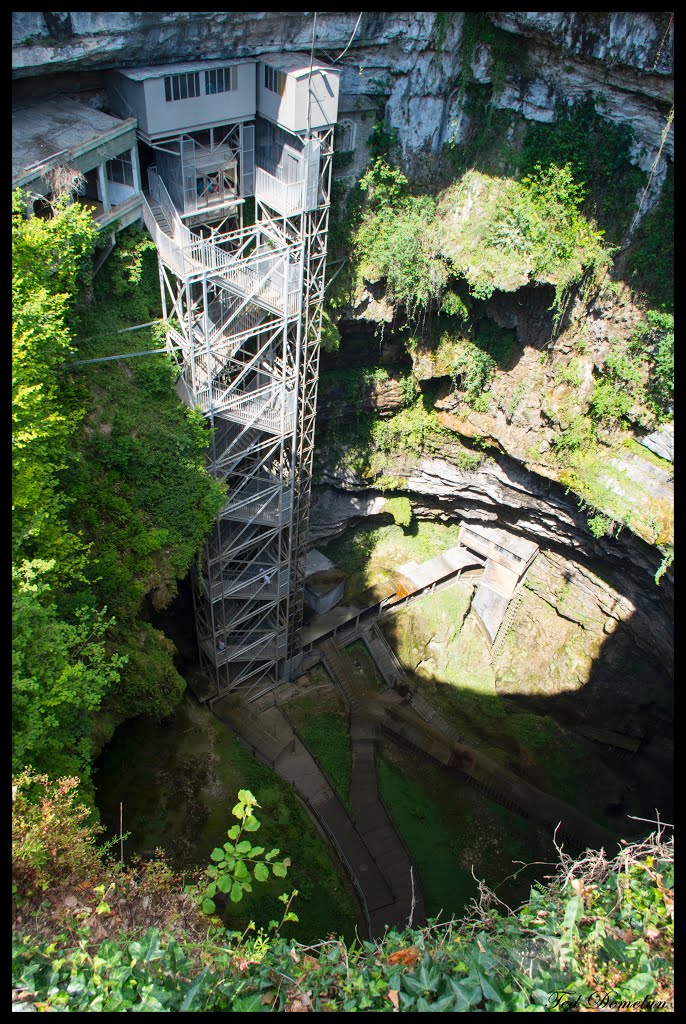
143, 115, 334, 702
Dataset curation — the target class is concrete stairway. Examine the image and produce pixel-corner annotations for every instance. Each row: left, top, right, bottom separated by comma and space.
320, 638, 360, 709
211, 693, 398, 935
361, 625, 405, 689
350, 713, 426, 932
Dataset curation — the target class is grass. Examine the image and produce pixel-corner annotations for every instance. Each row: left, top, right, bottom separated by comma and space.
379, 582, 625, 832
377, 739, 555, 919
623, 436, 674, 473
285, 688, 352, 812
94, 694, 362, 942
382, 589, 493, 693
562, 446, 674, 545
345, 640, 385, 695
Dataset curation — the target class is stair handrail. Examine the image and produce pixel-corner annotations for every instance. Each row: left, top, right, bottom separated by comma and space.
147, 167, 189, 245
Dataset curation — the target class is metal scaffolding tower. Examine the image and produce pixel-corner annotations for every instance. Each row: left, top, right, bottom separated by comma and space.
142, 119, 334, 702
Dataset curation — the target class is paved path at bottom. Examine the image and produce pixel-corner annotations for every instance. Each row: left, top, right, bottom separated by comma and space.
321, 638, 428, 930
212, 693, 415, 936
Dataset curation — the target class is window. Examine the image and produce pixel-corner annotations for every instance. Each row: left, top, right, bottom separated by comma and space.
264, 65, 286, 97
205, 66, 238, 95
336, 118, 356, 152
164, 72, 201, 102
106, 153, 134, 186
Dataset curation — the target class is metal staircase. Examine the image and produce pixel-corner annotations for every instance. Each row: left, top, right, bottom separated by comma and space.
146, 122, 335, 701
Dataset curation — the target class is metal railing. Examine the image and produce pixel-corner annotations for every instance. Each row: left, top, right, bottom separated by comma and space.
255, 166, 305, 216
147, 167, 300, 316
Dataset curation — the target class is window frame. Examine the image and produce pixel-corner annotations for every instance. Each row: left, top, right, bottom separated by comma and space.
205, 66, 238, 95
164, 71, 201, 102
264, 65, 286, 97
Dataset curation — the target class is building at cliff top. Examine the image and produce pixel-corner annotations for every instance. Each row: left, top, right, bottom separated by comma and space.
12, 96, 143, 231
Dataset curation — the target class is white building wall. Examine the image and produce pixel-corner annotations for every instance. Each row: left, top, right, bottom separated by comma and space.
256, 64, 295, 130
143, 65, 255, 137
292, 71, 339, 132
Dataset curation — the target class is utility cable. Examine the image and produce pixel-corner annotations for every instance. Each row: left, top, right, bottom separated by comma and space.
626, 105, 673, 240
330, 12, 363, 62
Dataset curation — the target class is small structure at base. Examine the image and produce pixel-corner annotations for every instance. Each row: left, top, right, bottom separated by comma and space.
304, 549, 346, 615
458, 523, 539, 645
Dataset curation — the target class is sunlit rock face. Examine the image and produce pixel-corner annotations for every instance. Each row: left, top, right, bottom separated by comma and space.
13, 11, 672, 198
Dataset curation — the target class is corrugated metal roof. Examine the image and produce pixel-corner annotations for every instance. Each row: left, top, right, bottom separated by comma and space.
12, 98, 133, 181
117, 58, 249, 81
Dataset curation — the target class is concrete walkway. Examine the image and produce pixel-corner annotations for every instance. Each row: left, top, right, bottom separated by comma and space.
211, 623, 621, 940
212, 691, 418, 936
322, 639, 427, 932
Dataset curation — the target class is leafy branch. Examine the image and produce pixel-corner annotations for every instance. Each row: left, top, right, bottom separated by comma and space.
193, 790, 294, 917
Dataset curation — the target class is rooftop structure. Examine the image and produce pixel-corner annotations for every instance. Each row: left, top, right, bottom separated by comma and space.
459, 523, 538, 573
304, 549, 345, 615
12, 97, 142, 231
459, 523, 539, 645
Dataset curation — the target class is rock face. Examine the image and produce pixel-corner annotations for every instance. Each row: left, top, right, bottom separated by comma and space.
13, 12, 673, 216
310, 442, 673, 676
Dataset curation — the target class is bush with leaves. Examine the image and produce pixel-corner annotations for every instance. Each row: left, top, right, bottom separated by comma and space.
12, 827, 673, 1012
382, 496, 413, 528
12, 769, 106, 905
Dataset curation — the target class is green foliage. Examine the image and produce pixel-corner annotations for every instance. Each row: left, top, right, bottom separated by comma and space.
522, 95, 646, 244
320, 399, 484, 484
105, 227, 158, 298
554, 358, 585, 389
440, 288, 471, 321
625, 162, 673, 310
587, 513, 615, 539
293, 705, 352, 809
13, 831, 673, 1011
382, 496, 413, 528
633, 310, 674, 415
12, 200, 224, 787
487, 163, 611, 302
320, 306, 341, 353
12, 193, 129, 791
355, 168, 447, 313
367, 120, 401, 163
359, 157, 409, 210
12, 769, 106, 901
193, 791, 294, 920
549, 415, 594, 456
12, 571, 126, 781
61, 225, 225, 723
12, 190, 97, 585
654, 547, 673, 586
398, 374, 419, 406
461, 12, 524, 96
588, 337, 657, 428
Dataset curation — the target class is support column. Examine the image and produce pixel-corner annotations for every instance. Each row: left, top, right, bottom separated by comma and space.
97, 163, 111, 213
130, 144, 142, 195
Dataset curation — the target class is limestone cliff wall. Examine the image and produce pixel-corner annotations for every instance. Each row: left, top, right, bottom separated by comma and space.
13, 11, 673, 196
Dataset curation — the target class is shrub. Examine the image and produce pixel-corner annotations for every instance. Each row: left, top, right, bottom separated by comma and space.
12, 769, 105, 903
382, 496, 413, 527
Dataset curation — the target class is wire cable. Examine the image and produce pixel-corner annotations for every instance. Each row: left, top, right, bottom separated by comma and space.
330, 12, 363, 62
